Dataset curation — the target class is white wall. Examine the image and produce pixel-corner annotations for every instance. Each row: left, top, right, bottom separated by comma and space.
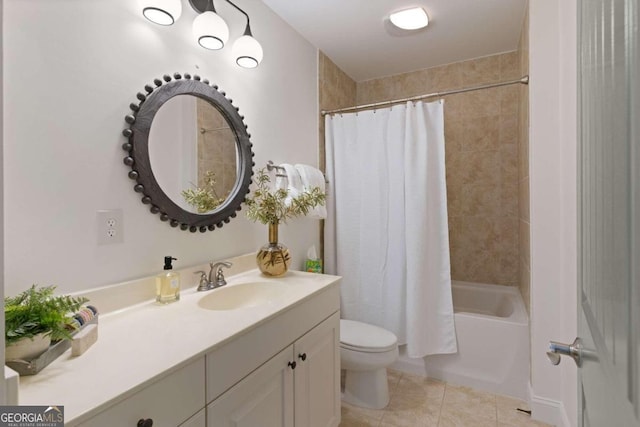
3, 0, 319, 296
529, 0, 578, 425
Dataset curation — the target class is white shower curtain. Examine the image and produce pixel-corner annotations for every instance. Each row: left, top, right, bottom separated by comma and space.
324, 100, 457, 358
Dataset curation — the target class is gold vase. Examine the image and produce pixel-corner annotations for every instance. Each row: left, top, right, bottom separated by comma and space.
257, 222, 291, 277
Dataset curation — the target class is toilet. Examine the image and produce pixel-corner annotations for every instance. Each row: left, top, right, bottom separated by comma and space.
340, 319, 399, 409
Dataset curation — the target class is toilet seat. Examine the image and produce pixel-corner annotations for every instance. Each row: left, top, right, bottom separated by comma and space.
340, 319, 398, 353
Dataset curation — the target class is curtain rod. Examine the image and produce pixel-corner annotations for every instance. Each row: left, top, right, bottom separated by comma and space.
321, 75, 529, 116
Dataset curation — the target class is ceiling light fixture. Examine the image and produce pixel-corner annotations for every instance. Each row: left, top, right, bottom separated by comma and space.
389, 7, 429, 30
140, 0, 183, 26
140, 0, 263, 68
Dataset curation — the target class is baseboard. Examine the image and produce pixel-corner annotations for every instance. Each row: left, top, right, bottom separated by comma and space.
529, 383, 572, 427
390, 356, 427, 377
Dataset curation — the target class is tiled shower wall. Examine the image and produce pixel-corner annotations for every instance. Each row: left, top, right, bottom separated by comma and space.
319, 50, 529, 289
197, 98, 237, 200
356, 52, 522, 287
318, 52, 357, 261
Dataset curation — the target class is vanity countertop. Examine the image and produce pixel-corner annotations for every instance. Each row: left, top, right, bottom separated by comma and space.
17, 268, 340, 424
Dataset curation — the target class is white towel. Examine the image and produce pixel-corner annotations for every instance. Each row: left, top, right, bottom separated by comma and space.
295, 164, 327, 219
277, 163, 303, 207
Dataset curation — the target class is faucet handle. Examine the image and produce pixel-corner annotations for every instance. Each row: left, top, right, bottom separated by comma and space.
194, 270, 209, 292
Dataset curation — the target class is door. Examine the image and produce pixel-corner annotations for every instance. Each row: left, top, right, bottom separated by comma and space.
293, 313, 340, 427
578, 0, 639, 425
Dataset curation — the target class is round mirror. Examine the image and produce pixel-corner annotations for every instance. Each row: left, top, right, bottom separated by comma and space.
122, 73, 254, 233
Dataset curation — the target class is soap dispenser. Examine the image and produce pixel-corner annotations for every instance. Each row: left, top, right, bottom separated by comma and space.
156, 256, 180, 304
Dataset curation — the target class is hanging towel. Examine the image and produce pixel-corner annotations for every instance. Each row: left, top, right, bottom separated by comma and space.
278, 163, 303, 207
295, 164, 327, 219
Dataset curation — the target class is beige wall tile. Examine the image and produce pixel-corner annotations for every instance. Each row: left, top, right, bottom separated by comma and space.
459, 150, 501, 186
518, 90, 530, 180
500, 51, 520, 80
519, 219, 530, 270
461, 184, 502, 217
462, 55, 501, 86
519, 177, 530, 222
446, 184, 464, 218
462, 116, 500, 152
445, 119, 463, 159
390, 69, 431, 99
430, 62, 464, 92
500, 85, 519, 115
500, 146, 519, 183
462, 89, 501, 118
443, 94, 466, 122
499, 113, 518, 147
357, 78, 394, 104
330, 51, 526, 288
502, 183, 519, 218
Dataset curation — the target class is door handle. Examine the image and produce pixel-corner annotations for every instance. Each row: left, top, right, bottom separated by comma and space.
547, 337, 582, 367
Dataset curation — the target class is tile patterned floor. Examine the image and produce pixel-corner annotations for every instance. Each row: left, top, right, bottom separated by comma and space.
340, 370, 553, 427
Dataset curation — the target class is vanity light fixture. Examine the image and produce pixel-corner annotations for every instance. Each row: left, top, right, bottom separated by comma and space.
389, 7, 429, 30
140, 0, 264, 68
231, 20, 263, 68
192, 0, 229, 50
140, 0, 183, 26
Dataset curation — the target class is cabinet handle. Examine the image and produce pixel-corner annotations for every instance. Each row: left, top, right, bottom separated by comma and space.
288, 361, 297, 370
137, 419, 153, 427
298, 353, 307, 361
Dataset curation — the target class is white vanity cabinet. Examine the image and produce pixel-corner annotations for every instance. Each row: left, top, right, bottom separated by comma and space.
180, 409, 206, 427
293, 312, 340, 427
207, 312, 340, 427
17, 267, 341, 427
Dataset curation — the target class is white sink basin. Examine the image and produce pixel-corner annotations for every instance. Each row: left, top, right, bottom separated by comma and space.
197, 281, 289, 311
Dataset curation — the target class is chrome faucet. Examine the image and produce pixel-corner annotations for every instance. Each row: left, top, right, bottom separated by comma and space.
194, 261, 233, 291
209, 261, 232, 288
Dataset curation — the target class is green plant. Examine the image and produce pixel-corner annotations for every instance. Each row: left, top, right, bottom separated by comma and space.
5, 285, 88, 345
182, 170, 226, 213
245, 168, 326, 225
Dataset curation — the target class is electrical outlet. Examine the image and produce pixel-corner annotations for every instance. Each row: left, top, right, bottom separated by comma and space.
97, 209, 124, 245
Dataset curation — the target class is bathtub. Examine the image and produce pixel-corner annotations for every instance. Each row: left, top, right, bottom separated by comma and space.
391, 280, 530, 400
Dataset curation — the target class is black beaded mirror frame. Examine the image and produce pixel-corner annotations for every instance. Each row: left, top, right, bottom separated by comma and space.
122, 72, 254, 233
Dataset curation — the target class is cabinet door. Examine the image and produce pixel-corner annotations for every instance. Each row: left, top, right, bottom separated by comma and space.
293, 312, 340, 427
78, 358, 205, 427
207, 346, 294, 427
180, 409, 205, 427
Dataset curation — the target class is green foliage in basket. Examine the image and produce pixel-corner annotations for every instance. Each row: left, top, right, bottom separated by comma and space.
245, 168, 326, 225
5, 285, 88, 345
